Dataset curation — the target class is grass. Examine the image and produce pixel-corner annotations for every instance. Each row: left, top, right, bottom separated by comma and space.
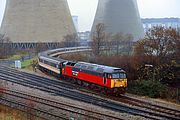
9, 57, 37, 70
8, 55, 22, 60
0, 55, 22, 61
21, 59, 34, 68
20, 58, 38, 70
0, 104, 42, 120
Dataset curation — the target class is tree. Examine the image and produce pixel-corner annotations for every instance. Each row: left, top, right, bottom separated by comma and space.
174, 27, 180, 62
134, 26, 180, 64
124, 34, 134, 55
35, 42, 48, 53
134, 26, 180, 85
63, 33, 79, 47
111, 33, 123, 55
91, 23, 106, 56
0, 34, 13, 58
111, 33, 133, 55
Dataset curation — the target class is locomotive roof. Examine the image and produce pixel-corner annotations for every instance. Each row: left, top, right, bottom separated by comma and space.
74, 62, 125, 73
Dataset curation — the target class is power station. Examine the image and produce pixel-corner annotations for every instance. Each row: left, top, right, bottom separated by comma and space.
0, 0, 76, 48
91, 0, 144, 41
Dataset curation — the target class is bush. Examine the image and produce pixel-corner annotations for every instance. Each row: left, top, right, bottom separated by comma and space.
128, 80, 167, 98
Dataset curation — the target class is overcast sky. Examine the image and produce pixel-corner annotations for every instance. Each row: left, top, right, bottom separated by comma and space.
0, 0, 180, 31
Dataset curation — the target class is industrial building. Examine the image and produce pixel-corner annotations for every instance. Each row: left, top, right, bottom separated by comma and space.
0, 0, 76, 49
91, 0, 144, 41
142, 18, 180, 32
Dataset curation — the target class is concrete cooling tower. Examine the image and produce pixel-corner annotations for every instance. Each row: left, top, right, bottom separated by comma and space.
0, 0, 76, 48
91, 0, 144, 41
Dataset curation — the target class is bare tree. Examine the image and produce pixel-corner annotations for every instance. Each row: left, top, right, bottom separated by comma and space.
63, 33, 79, 47
35, 42, 48, 53
0, 34, 13, 58
111, 33, 123, 55
104, 33, 113, 56
91, 23, 106, 56
123, 34, 134, 55
110, 33, 133, 55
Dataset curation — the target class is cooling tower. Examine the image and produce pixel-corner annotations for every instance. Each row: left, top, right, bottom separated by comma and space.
0, 0, 76, 45
91, 0, 144, 41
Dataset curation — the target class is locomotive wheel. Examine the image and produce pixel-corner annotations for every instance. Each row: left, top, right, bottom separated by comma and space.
71, 78, 76, 84
82, 81, 89, 87
120, 88, 126, 95
77, 80, 82, 85
102, 87, 108, 94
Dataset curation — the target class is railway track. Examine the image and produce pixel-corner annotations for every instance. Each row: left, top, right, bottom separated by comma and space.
1, 89, 120, 120
73, 83, 180, 119
119, 95, 180, 118
0, 97, 67, 120
0, 65, 180, 119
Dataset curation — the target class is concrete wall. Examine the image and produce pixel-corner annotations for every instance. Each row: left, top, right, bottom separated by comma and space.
91, 0, 144, 41
0, 0, 76, 43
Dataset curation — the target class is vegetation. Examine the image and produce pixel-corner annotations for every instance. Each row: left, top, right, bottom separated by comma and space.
0, 105, 42, 120
21, 59, 35, 68
1, 25, 179, 102
8, 55, 22, 60
63, 33, 79, 47
75, 25, 180, 102
0, 34, 13, 59
134, 26, 179, 85
91, 23, 134, 56
128, 80, 167, 98
91, 23, 106, 56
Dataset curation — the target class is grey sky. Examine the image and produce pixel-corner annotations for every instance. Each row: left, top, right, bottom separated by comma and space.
0, 0, 180, 31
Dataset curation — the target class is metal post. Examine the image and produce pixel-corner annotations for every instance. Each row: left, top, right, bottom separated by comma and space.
145, 64, 154, 81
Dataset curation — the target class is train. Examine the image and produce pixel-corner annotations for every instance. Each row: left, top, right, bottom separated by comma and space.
38, 47, 127, 95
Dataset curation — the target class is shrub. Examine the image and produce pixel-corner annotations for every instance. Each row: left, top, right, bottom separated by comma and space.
128, 80, 167, 98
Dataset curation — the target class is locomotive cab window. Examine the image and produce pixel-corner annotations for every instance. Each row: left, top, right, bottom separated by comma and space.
112, 73, 120, 79
120, 73, 126, 79
111, 73, 126, 79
